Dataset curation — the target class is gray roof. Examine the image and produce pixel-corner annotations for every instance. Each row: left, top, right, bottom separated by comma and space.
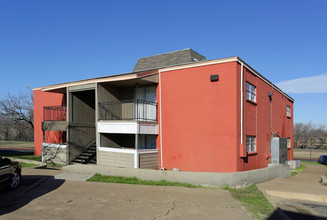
133, 48, 206, 72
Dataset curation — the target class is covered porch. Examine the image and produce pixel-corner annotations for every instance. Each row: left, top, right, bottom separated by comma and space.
97, 131, 159, 169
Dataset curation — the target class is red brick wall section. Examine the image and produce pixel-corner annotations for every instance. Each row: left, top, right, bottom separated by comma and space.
33, 89, 65, 156
240, 64, 294, 171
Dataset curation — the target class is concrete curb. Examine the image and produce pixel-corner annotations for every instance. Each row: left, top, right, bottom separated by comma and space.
265, 190, 327, 204
54, 172, 93, 181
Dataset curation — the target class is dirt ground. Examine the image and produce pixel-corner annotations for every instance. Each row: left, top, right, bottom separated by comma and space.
293, 148, 327, 160
0, 141, 34, 149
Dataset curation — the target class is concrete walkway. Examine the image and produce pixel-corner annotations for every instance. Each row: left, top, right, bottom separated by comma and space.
55, 172, 93, 181
258, 163, 327, 219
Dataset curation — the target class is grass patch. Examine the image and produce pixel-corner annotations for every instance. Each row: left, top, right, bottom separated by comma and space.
291, 164, 306, 176
87, 174, 201, 188
13, 155, 42, 161
46, 163, 63, 168
20, 162, 39, 168
224, 184, 274, 219
321, 173, 327, 186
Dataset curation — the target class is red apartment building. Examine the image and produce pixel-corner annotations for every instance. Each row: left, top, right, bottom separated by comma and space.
34, 49, 294, 172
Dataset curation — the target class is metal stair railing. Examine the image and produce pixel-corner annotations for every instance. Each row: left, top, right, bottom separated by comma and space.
98, 102, 121, 120
72, 138, 96, 164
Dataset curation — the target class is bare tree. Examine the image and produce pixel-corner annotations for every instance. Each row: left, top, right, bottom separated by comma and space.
294, 122, 327, 148
0, 115, 12, 140
0, 88, 34, 129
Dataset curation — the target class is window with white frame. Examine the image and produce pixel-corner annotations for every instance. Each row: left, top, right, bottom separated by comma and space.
246, 82, 256, 102
287, 138, 291, 148
246, 136, 256, 153
287, 105, 291, 117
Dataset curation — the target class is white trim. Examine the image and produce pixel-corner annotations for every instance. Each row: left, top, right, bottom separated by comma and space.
42, 143, 67, 148
134, 150, 138, 168
98, 147, 135, 154
159, 56, 293, 102
138, 149, 159, 154
38, 56, 293, 102
97, 121, 158, 134
159, 70, 164, 168
41, 74, 138, 92
238, 60, 293, 102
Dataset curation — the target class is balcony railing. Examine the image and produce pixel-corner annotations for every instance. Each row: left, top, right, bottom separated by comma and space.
98, 99, 157, 121
43, 105, 67, 121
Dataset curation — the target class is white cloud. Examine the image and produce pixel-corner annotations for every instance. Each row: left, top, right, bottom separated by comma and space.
276, 73, 327, 93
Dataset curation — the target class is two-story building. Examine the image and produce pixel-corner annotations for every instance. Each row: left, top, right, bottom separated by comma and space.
33, 49, 294, 172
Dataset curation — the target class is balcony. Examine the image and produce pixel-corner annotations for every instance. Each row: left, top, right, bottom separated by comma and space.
43, 105, 67, 121
98, 99, 157, 122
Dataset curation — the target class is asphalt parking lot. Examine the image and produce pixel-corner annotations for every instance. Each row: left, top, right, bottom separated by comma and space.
0, 168, 252, 220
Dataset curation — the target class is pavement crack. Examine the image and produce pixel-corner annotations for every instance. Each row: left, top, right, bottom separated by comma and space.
151, 188, 178, 220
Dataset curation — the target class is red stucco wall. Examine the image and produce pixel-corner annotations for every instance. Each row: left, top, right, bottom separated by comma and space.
33, 89, 65, 155
160, 62, 239, 172
159, 61, 293, 172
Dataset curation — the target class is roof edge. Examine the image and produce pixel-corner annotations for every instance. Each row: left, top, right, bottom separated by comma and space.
159, 56, 294, 102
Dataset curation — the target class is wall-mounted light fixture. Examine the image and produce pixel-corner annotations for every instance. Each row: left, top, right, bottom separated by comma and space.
268, 92, 273, 101
210, 74, 219, 82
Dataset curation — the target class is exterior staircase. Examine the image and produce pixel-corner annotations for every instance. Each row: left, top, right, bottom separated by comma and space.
72, 142, 96, 164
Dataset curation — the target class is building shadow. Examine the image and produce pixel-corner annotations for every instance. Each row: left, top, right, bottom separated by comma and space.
0, 149, 34, 156
0, 175, 65, 215
267, 207, 327, 220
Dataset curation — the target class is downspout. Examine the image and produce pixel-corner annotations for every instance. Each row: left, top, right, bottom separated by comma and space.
268, 86, 273, 165
241, 63, 244, 146
159, 70, 164, 169
241, 62, 244, 171
270, 86, 273, 135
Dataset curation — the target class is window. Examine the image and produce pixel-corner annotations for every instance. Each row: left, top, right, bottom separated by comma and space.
246, 82, 256, 102
138, 135, 157, 149
287, 106, 291, 117
246, 136, 256, 153
287, 138, 291, 148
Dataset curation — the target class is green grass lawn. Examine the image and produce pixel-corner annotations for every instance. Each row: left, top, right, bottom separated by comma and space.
13, 155, 42, 161
291, 164, 307, 176
302, 161, 327, 167
20, 162, 40, 168
224, 184, 275, 220
87, 174, 202, 188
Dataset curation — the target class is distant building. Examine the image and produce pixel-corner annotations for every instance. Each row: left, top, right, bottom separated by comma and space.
33, 49, 294, 172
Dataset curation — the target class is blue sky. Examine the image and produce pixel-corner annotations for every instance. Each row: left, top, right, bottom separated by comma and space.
1, 0, 326, 125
